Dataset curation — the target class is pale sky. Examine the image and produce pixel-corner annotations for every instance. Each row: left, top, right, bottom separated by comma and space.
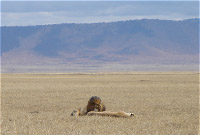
1, 1, 199, 26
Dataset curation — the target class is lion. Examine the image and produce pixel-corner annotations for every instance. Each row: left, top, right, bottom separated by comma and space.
87, 96, 106, 112
71, 96, 134, 118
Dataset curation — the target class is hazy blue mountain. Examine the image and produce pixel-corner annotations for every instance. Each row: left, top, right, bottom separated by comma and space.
1, 19, 199, 72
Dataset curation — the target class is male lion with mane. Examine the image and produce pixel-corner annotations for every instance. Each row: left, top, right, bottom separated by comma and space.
71, 96, 134, 117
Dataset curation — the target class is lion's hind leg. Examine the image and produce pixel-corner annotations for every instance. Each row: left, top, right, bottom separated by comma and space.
87, 111, 134, 117
117, 111, 134, 117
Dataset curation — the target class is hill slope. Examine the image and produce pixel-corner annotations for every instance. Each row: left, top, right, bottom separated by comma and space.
1, 19, 199, 72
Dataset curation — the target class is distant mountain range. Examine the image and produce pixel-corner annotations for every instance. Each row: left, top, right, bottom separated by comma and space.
1, 19, 199, 72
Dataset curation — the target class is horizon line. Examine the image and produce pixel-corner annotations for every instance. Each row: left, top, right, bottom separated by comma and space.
1, 17, 199, 27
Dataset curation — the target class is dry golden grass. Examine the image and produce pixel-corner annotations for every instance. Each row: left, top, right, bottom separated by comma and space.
1, 72, 199, 135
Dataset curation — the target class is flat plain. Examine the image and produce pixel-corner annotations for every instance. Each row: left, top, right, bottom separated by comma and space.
1, 72, 199, 135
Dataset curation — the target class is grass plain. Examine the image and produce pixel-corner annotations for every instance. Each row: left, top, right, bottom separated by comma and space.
1, 72, 199, 135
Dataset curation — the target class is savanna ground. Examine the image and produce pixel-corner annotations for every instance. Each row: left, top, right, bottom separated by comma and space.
1, 72, 199, 135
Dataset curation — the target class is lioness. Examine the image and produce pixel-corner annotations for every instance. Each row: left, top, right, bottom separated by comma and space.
71, 96, 134, 117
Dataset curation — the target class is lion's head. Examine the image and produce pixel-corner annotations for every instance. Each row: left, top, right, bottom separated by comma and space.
87, 96, 106, 112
